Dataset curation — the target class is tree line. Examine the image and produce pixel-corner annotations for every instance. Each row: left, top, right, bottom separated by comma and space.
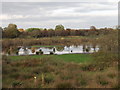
1, 24, 114, 38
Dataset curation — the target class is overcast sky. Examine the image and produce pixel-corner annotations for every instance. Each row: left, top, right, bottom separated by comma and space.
0, 0, 119, 29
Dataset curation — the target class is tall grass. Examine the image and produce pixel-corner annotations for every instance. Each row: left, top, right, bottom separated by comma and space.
2, 56, 118, 88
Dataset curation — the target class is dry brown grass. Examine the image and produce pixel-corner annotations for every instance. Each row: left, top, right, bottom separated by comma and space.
2, 55, 118, 88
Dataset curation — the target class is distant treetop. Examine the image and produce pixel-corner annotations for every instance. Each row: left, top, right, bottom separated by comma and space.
90, 26, 96, 30
26, 28, 43, 32
55, 24, 64, 31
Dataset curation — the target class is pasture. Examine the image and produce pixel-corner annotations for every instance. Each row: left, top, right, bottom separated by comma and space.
7, 54, 93, 63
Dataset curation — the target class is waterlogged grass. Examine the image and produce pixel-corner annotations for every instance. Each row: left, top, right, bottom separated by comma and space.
8, 54, 92, 63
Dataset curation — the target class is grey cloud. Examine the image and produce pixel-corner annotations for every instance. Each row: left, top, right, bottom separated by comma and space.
2, 2, 81, 15
2, 0, 119, 2
1, 2, 118, 29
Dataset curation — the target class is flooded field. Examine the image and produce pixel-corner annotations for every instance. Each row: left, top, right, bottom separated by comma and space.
18, 45, 99, 55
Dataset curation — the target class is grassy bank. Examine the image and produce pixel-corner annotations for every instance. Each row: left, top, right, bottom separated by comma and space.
7, 54, 93, 63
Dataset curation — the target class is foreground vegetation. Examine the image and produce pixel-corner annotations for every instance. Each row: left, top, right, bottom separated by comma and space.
3, 54, 118, 88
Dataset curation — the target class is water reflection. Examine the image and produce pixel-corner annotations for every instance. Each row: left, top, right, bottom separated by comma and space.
18, 45, 99, 55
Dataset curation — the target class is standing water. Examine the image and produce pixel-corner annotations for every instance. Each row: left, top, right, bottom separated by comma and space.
18, 45, 99, 55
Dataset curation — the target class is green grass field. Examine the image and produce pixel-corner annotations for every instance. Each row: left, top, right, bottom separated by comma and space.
52, 54, 93, 63
8, 54, 93, 63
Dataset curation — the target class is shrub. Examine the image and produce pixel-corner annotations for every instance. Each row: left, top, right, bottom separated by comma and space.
96, 75, 109, 86
76, 74, 88, 87
99, 81, 109, 86
44, 73, 54, 84
12, 81, 22, 88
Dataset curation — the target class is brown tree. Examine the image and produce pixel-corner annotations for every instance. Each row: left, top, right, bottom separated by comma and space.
3, 24, 20, 38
